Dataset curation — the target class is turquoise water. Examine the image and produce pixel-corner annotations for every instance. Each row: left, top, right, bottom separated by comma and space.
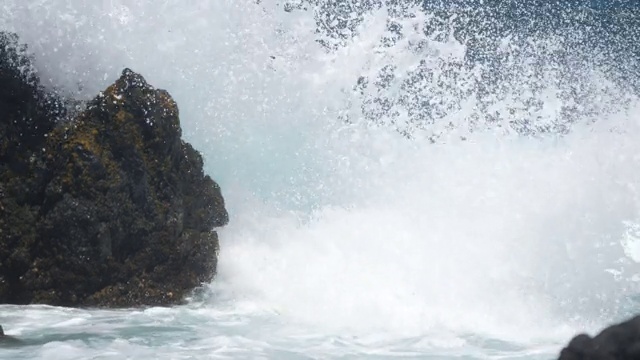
2, 1, 640, 359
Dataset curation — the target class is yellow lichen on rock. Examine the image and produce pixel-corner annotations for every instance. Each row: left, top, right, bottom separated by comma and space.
158, 90, 179, 116
114, 109, 130, 123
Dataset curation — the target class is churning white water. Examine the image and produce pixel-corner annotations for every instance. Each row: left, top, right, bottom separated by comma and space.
2, 1, 640, 359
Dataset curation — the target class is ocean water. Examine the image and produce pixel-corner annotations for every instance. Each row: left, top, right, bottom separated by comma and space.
2, 1, 640, 359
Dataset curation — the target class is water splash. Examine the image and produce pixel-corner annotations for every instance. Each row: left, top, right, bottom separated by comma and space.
1, 0, 640, 352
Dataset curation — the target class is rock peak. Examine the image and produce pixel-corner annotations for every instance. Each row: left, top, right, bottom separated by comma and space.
117, 67, 151, 90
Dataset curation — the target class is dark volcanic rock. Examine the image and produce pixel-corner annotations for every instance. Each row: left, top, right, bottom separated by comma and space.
0, 33, 65, 157
0, 324, 23, 346
558, 315, 640, 360
0, 33, 228, 307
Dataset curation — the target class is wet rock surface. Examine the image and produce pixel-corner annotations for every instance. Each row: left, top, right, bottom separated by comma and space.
0, 325, 22, 346
0, 33, 228, 307
558, 315, 640, 360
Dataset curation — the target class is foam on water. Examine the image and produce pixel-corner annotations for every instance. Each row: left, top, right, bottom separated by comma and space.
1, 1, 640, 359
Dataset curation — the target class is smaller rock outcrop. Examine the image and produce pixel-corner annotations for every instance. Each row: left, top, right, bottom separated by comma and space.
558, 315, 640, 360
0, 33, 228, 307
0, 324, 23, 346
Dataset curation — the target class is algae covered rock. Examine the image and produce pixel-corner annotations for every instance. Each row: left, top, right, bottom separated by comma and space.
0, 33, 228, 307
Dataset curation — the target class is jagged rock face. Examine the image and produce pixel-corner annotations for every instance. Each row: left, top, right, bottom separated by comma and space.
0, 32, 66, 302
0, 33, 64, 158
558, 315, 640, 360
0, 33, 228, 307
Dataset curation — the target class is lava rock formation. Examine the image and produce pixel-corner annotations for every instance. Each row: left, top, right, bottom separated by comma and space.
0, 32, 228, 307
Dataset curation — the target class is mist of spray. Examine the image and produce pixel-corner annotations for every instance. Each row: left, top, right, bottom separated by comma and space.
2, 0, 640, 344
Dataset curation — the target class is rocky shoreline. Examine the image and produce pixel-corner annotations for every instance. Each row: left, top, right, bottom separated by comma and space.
0, 32, 228, 307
